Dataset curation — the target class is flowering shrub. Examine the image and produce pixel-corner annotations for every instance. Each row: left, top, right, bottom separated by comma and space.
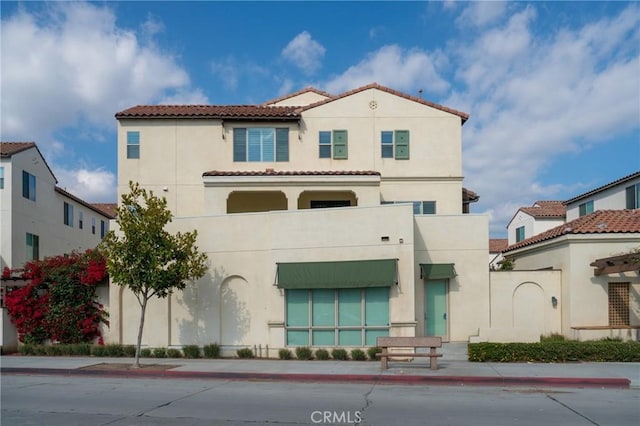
3, 250, 109, 344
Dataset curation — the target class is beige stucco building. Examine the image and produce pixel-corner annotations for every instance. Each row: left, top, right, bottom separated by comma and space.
1, 142, 114, 351
109, 84, 492, 354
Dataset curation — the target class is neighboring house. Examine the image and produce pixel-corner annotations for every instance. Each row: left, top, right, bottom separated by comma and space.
502, 209, 640, 341
110, 83, 491, 353
507, 201, 566, 245
564, 171, 640, 221
489, 238, 508, 270
0, 142, 115, 351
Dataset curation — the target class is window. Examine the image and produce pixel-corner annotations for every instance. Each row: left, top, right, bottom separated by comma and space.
625, 184, 640, 209
285, 288, 389, 346
127, 131, 140, 159
63, 202, 74, 227
0, 166, 4, 189
318, 130, 348, 159
233, 128, 289, 162
26, 233, 39, 261
91, 217, 96, 235
79, 212, 83, 230
578, 200, 594, 217
384, 201, 436, 214
608, 283, 629, 326
100, 220, 106, 238
516, 226, 525, 242
22, 171, 36, 201
381, 130, 410, 159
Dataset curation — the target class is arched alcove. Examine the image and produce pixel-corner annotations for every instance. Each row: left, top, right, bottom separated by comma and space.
512, 281, 545, 333
219, 275, 251, 345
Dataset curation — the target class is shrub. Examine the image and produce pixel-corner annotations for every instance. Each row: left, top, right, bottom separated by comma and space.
468, 341, 640, 363
315, 348, 330, 360
69, 343, 92, 356
166, 348, 182, 358
140, 348, 152, 357
91, 344, 107, 357
153, 347, 167, 358
183, 345, 201, 359
331, 348, 349, 360
350, 349, 367, 361
278, 348, 293, 360
295, 346, 313, 360
367, 346, 382, 361
104, 344, 124, 357
44, 345, 62, 356
237, 348, 254, 358
203, 343, 220, 358
540, 333, 567, 342
33, 345, 47, 355
122, 345, 136, 357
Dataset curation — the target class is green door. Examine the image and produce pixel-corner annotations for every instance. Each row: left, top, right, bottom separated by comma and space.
425, 280, 447, 337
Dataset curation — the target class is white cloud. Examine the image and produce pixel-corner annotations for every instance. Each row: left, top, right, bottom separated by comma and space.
56, 167, 117, 203
447, 4, 640, 235
323, 45, 450, 95
1, 1, 205, 202
455, 1, 508, 28
281, 31, 326, 75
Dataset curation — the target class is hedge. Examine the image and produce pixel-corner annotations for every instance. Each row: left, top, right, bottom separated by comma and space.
468, 341, 640, 362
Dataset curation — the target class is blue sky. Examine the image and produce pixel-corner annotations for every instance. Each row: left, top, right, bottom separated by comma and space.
1, 1, 639, 237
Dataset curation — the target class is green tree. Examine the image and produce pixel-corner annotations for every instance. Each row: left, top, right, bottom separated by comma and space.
101, 182, 207, 367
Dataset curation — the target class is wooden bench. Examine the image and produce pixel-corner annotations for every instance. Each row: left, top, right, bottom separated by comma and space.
376, 336, 443, 370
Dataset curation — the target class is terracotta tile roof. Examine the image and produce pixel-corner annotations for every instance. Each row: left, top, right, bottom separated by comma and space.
564, 171, 640, 205
300, 83, 470, 124
1, 142, 36, 157
55, 187, 116, 219
489, 238, 508, 253
203, 170, 381, 177
91, 203, 118, 219
115, 105, 300, 120
519, 201, 566, 218
263, 87, 334, 105
504, 210, 640, 253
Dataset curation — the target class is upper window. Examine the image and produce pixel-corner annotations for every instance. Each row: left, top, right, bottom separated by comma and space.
92, 217, 96, 235
22, 171, 36, 201
516, 226, 525, 242
578, 200, 594, 217
100, 220, 107, 238
318, 130, 348, 159
625, 184, 640, 209
0, 166, 4, 189
79, 211, 84, 230
64, 202, 74, 227
383, 201, 436, 215
381, 130, 410, 159
233, 128, 289, 162
127, 131, 140, 159
26, 233, 39, 261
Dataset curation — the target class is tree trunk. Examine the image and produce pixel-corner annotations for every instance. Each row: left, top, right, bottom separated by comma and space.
134, 295, 148, 368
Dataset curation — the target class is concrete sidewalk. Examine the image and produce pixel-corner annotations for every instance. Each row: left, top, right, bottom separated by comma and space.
2, 351, 637, 389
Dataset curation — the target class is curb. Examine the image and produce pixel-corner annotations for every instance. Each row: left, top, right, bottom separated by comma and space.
1, 367, 631, 389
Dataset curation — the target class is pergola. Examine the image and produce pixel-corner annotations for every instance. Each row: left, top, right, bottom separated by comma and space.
590, 252, 640, 276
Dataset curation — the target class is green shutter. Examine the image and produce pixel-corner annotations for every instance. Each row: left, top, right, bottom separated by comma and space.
420, 264, 457, 279
332, 130, 348, 159
233, 128, 247, 162
394, 130, 409, 159
277, 259, 397, 289
275, 128, 289, 162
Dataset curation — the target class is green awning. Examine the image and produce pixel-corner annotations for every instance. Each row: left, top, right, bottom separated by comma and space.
420, 263, 456, 280
277, 259, 397, 289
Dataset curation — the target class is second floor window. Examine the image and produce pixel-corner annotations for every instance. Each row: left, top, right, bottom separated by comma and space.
92, 217, 96, 235
578, 200, 594, 217
381, 130, 410, 159
382, 201, 436, 215
233, 128, 289, 162
516, 226, 525, 242
127, 131, 140, 159
79, 211, 84, 230
22, 171, 36, 201
626, 184, 640, 209
64, 202, 74, 227
0, 166, 4, 189
100, 220, 107, 238
318, 130, 348, 159
26, 233, 39, 260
